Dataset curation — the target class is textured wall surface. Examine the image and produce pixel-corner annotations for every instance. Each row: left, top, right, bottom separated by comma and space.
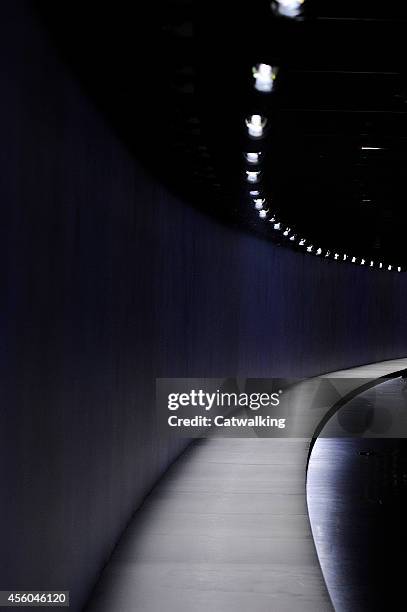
1, 2, 407, 611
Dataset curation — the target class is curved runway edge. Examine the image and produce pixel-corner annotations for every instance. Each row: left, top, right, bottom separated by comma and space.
307, 376, 407, 612
85, 358, 407, 612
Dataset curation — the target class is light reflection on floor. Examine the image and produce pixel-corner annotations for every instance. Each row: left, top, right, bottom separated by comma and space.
307, 379, 407, 611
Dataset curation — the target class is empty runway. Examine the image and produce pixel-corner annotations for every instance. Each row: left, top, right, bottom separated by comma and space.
86, 359, 407, 612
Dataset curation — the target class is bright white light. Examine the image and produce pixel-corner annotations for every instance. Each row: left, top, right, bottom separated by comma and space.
398, 267, 402, 272
343, 254, 347, 260
253, 64, 277, 93
254, 198, 265, 210
307, 245, 313, 252
246, 170, 261, 183
334, 253, 339, 260
259, 210, 267, 219
325, 250, 330, 257
361, 146, 382, 151
250, 190, 260, 196
283, 228, 291, 236
361, 259, 365, 265
388, 265, 392, 271
316, 248, 322, 255
299, 238, 306, 246
274, 222, 281, 230
245, 152, 261, 164
289, 235, 296, 241
370, 261, 374, 267
352, 257, 356, 263
272, 0, 305, 18
246, 115, 267, 138
379, 262, 383, 269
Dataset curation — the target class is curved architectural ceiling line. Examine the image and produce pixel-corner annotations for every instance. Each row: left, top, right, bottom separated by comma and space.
240, 1, 404, 272
243, 62, 404, 273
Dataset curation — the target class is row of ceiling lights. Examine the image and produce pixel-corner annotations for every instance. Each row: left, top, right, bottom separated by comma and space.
242, 0, 402, 273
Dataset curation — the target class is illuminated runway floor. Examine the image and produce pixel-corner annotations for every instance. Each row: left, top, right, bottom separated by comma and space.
86, 359, 407, 612
87, 438, 332, 612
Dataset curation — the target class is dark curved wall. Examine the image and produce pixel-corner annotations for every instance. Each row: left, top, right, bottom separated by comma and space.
1, 2, 407, 611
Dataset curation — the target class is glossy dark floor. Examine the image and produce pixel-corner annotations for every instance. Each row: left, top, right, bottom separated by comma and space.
308, 422, 407, 609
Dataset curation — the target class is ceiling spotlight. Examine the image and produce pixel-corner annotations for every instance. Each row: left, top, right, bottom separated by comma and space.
334, 253, 339, 260
253, 198, 265, 210
245, 152, 261, 164
388, 265, 392, 271
299, 238, 306, 246
379, 262, 383, 269
316, 248, 322, 255
398, 267, 402, 272
259, 209, 268, 219
246, 170, 261, 183
274, 222, 281, 230
370, 261, 374, 267
252, 64, 278, 93
352, 257, 356, 263
306, 245, 313, 252
361, 259, 365, 265
271, 0, 305, 18
246, 115, 267, 138
289, 234, 296, 241
361, 146, 382, 151
325, 250, 330, 257
250, 190, 260, 196
283, 228, 291, 236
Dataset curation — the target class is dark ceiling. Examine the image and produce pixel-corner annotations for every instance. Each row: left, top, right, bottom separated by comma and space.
34, 1, 407, 271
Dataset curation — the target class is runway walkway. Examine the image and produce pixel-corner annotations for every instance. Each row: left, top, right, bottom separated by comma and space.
86, 358, 407, 612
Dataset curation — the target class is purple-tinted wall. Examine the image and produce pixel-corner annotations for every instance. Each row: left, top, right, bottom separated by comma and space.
1, 2, 407, 611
